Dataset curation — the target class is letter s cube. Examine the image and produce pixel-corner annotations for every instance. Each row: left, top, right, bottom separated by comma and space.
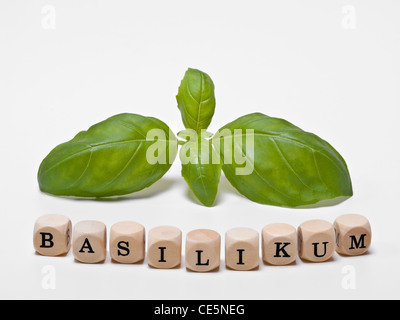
110, 221, 145, 264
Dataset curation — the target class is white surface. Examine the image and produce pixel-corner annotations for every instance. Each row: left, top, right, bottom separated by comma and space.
1, 0, 399, 300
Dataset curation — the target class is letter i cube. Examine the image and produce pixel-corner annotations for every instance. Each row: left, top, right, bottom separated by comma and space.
225, 227, 259, 270
33, 214, 72, 256
147, 226, 182, 269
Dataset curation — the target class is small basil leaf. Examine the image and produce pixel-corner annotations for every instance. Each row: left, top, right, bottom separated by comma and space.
212, 113, 353, 208
176, 68, 216, 132
38, 113, 177, 198
180, 138, 222, 207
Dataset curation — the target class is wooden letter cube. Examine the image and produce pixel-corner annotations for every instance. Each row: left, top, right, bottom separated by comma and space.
298, 219, 335, 262
110, 221, 145, 264
73, 220, 107, 264
262, 223, 297, 265
186, 229, 221, 272
225, 227, 259, 271
147, 226, 182, 269
33, 214, 72, 256
334, 214, 371, 256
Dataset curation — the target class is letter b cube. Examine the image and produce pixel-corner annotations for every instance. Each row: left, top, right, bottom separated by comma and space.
33, 214, 72, 256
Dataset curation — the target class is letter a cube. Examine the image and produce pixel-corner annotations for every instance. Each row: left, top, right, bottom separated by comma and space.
73, 220, 107, 264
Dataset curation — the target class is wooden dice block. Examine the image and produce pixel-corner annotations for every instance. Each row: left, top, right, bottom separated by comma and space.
186, 229, 221, 272
225, 228, 259, 271
110, 221, 145, 264
334, 214, 372, 256
147, 226, 182, 269
73, 220, 107, 264
33, 214, 72, 256
262, 223, 297, 266
298, 219, 335, 262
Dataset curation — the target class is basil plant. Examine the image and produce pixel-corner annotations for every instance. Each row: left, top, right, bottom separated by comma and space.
38, 68, 353, 208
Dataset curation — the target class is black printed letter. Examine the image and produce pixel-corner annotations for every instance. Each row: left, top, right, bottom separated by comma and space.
158, 247, 167, 262
117, 241, 130, 256
312, 242, 328, 258
349, 234, 367, 250
237, 249, 245, 265
274, 242, 291, 258
79, 238, 95, 253
195, 250, 210, 266
40, 232, 54, 248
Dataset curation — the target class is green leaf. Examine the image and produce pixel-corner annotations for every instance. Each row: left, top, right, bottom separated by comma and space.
176, 68, 216, 132
212, 113, 353, 208
38, 113, 178, 198
180, 138, 222, 207
177, 129, 214, 141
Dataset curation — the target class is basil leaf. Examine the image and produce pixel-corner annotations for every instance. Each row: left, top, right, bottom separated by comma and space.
177, 129, 214, 141
212, 113, 353, 208
38, 113, 177, 198
180, 138, 222, 207
176, 68, 216, 132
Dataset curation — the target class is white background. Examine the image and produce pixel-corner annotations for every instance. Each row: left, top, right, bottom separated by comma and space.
1, 0, 399, 300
